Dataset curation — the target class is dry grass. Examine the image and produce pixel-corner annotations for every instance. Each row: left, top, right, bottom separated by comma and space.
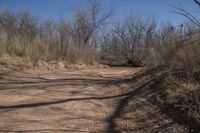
161, 72, 200, 123
164, 75, 199, 102
167, 44, 200, 72
0, 55, 33, 69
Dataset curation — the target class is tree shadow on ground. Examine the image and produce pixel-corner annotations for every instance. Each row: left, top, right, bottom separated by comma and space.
0, 67, 158, 109
105, 68, 200, 133
0, 67, 197, 132
0, 129, 89, 133
0, 74, 134, 91
106, 77, 160, 133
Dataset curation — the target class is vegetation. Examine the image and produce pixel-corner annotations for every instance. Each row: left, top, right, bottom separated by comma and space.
0, 0, 112, 64
0, 1, 199, 68
158, 1, 200, 125
0, 0, 200, 128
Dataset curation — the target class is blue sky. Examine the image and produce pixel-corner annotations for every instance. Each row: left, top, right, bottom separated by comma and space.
0, 0, 199, 25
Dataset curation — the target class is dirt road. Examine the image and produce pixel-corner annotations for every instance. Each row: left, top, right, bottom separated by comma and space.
0, 67, 189, 133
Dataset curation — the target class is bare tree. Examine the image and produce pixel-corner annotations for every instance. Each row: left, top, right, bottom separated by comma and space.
40, 19, 57, 59
99, 13, 159, 66
74, 0, 112, 47
17, 10, 38, 40
113, 13, 151, 66
17, 10, 39, 56
0, 8, 17, 55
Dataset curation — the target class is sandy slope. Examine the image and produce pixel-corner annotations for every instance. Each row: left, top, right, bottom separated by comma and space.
0, 67, 189, 133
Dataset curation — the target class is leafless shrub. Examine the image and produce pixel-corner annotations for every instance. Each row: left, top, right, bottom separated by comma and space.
0, 0, 199, 69
0, 0, 111, 64
100, 13, 159, 66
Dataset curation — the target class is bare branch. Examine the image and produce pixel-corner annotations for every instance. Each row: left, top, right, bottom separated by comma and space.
193, 0, 200, 7
169, 4, 200, 27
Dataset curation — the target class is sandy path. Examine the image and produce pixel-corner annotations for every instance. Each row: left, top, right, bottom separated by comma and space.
0, 67, 189, 133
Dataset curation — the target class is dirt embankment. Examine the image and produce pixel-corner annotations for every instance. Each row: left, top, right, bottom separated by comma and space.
0, 67, 191, 133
